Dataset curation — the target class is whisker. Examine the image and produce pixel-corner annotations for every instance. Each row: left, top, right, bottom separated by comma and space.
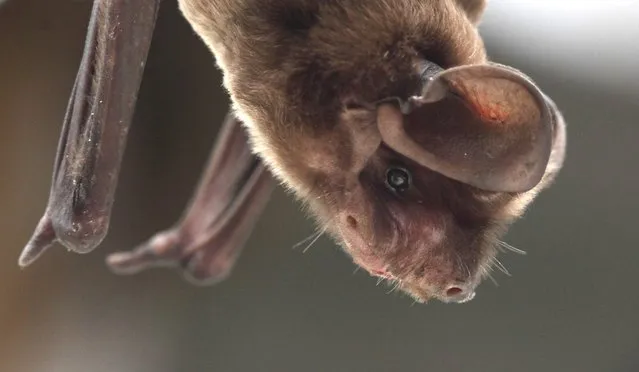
498, 240, 527, 255
485, 269, 499, 287
302, 228, 326, 253
481, 262, 499, 287
386, 279, 402, 294
292, 230, 320, 250
292, 224, 328, 253
492, 257, 511, 277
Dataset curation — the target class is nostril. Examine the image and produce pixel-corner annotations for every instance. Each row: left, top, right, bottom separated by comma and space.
446, 286, 463, 297
346, 215, 358, 228
444, 284, 477, 303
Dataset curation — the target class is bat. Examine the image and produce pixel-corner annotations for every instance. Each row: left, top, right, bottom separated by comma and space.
18, 0, 566, 304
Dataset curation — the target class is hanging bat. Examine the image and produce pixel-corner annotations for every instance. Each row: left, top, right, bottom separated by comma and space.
18, 0, 566, 304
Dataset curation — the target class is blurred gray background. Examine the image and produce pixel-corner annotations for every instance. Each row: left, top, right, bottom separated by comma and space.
1, 1, 637, 371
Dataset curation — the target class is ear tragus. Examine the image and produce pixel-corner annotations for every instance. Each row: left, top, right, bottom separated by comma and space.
377, 64, 554, 193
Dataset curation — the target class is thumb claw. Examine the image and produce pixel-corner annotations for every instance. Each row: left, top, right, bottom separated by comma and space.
19, 215, 57, 268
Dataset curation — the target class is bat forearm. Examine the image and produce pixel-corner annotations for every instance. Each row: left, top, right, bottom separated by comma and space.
179, 111, 259, 240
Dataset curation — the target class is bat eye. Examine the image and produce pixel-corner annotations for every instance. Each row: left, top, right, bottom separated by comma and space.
385, 166, 412, 193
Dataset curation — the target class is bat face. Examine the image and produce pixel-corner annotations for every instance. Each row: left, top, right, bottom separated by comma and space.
322, 151, 503, 303
307, 67, 565, 304
317, 129, 565, 304
315, 143, 499, 303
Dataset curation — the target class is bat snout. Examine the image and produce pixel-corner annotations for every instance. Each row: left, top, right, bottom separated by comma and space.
402, 274, 479, 304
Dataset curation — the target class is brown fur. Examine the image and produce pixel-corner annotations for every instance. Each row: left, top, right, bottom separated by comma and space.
177, 0, 566, 303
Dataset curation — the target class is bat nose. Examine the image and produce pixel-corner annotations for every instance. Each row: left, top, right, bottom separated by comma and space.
443, 283, 476, 303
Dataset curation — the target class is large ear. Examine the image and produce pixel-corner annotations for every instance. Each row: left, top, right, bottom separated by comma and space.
455, 0, 487, 25
377, 64, 554, 193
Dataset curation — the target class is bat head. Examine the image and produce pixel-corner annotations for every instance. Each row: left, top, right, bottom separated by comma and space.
311, 63, 565, 303
179, 0, 565, 302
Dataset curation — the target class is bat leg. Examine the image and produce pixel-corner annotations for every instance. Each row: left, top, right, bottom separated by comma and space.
19, 0, 161, 267
106, 112, 275, 284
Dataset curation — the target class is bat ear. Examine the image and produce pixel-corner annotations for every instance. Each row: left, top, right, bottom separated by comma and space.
455, 0, 487, 24
377, 64, 555, 192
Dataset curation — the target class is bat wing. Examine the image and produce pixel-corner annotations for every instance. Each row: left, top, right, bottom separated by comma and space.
19, 0, 161, 266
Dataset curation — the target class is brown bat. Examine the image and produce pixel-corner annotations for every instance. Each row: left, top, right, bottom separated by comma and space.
19, 0, 566, 304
